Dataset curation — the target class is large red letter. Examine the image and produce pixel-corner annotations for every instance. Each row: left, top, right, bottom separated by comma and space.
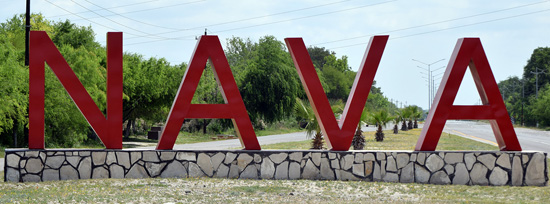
416, 38, 521, 151
156, 35, 260, 150
29, 31, 123, 149
285, 36, 388, 151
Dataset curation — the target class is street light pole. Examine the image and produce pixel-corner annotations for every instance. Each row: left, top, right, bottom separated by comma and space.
413, 58, 445, 110
25, 0, 31, 66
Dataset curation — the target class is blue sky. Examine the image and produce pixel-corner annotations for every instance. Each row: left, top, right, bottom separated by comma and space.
2, 0, 549, 110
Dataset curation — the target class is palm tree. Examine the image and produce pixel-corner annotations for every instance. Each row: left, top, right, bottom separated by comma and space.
352, 108, 368, 150
368, 110, 393, 142
295, 98, 324, 149
401, 108, 410, 131
410, 106, 422, 128
393, 110, 402, 134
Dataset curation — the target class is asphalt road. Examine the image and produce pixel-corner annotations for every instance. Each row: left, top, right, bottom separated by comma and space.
442, 120, 550, 155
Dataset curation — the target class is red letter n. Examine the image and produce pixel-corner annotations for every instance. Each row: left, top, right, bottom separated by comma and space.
156, 35, 260, 150
416, 38, 521, 151
29, 31, 123, 149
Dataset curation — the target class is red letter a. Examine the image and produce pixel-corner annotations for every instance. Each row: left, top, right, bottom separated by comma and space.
29, 31, 123, 149
285, 36, 388, 151
416, 38, 521, 151
156, 35, 260, 150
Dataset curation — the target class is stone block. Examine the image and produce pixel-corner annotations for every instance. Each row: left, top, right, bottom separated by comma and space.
92, 152, 106, 166
270, 153, 288, 164
42, 169, 59, 181
240, 165, 258, 179
302, 160, 320, 179
160, 152, 176, 161
311, 153, 321, 166
380, 160, 386, 178
6, 154, 20, 168
224, 152, 237, 164
376, 152, 386, 161
197, 153, 213, 177
470, 163, 489, 185
161, 161, 187, 178
383, 173, 399, 182
415, 164, 430, 184
465, 153, 475, 170
6, 168, 20, 182
260, 158, 275, 179
289, 162, 301, 180
453, 163, 469, 185
142, 152, 159, 162
275, 161, 289, 179
386, 156, 397, 172
410, 154, 417, 162
215, 164, 229, 178
365, 161, 373, 177
177, 152, 196, 161
430, 171, 451, 185
444, 153, 463, 164
444, 164, 454, 175
130, 152, 141, 164
289, 152, 302, 162
331, 159, 340, 169
342, 154, 354, 170
93, 167, 110, 179
478, 154, 496, 170
319, 158, 334, 180
66, 156, 80, 168
400, 162, 414, 183
26, 151, 39, 158
211, 153, 225, 170
26, 158, 44, 174
106, 152, 117, 165
189, 162, 205, 178
116, 152, 131, 169
110, 165, 125, 179
237, 154, 254, 171
79, 157, 92, 179
341, 170, 359, 181
146, 162, 167, 177
126, 164, 148, 179
364, 153, 375, 161
417, 152, 426, 165
254, 154, 262, 163
426, 154, 444, 172
354, 153, 363, 163
396, 153, 409, 169
489, 166, 508, 186
60, 165, 79, 180
353, 163, 364, 177
496, 154, 511, 169
45, 156, 65, 169
22, 174, 41, 182
525, 153, 546, 186
228, 164, 239, 178
373, 162, 381, 181
512, 156, 523, 186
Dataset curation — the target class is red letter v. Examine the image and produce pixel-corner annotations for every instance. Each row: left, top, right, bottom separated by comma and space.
285, 36, 389, 151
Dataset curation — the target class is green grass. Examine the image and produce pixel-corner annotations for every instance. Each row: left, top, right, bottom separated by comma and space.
262, 128, 498, 150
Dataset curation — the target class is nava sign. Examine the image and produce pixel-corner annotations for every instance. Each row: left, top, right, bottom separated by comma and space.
27, 31, 522, 151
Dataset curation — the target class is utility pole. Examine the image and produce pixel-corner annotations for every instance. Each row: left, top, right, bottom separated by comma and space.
25, 0, 31, 66
413, 59, 445, 110
531, 67, 545, 99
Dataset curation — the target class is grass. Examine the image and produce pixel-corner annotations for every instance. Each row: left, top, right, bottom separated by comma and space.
0, 127, 547, 203
0, 146, 4, 158
262, 128, 499, 151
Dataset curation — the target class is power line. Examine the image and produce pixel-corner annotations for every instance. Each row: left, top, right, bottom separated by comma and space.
328, 7, 550, 50
81, 0, 180, 31
125, 0, 396, 45
316, 0, 550, 47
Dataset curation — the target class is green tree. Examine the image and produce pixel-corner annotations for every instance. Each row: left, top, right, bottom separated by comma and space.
352, 108, 367, 150
531, 84, 550, 126
240, 36, 300, 124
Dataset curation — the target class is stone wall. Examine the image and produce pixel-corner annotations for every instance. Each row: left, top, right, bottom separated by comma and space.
4, 149, 547, 186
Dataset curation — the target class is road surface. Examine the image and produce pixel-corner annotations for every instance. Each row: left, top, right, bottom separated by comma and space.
442, 120, 550, 155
